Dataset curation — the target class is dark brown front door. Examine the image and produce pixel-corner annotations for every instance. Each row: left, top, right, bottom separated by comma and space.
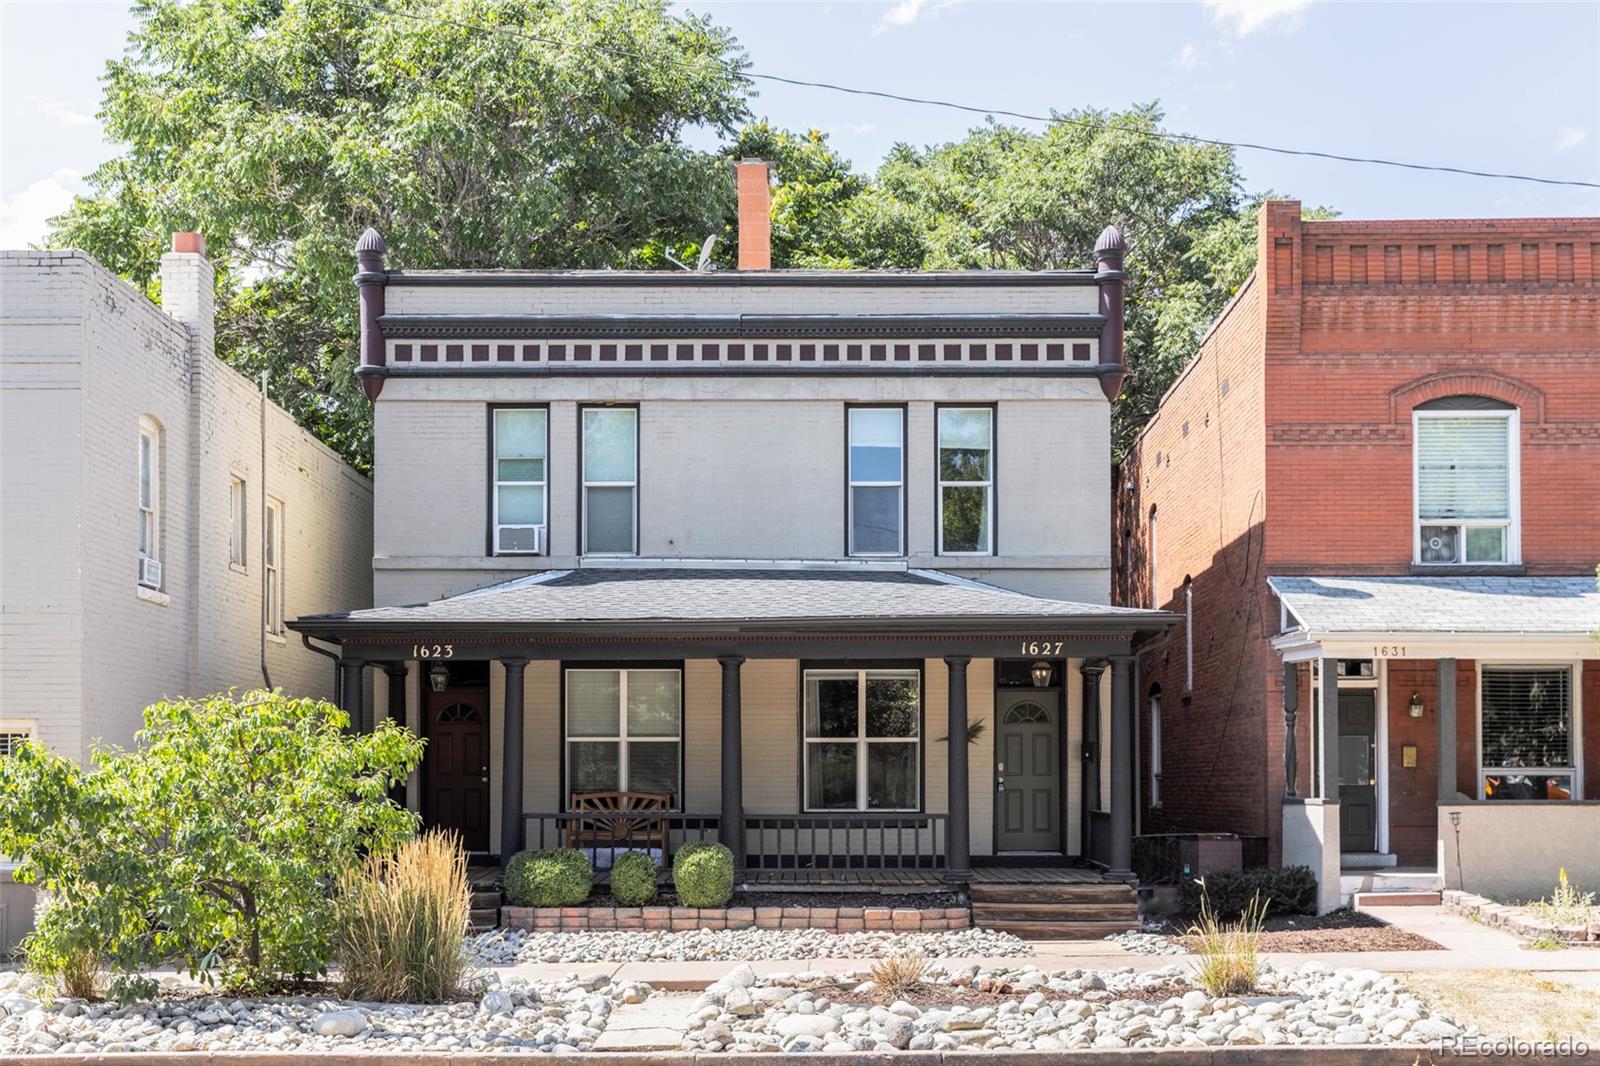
1338, 690, 1377, 853
425, 689, 491, 853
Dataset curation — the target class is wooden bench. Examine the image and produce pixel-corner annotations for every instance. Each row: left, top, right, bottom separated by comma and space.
566, 790, 673, 866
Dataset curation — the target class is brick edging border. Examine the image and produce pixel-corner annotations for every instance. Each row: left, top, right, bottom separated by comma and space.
1441, 888, 1600, 943
501, 904, 971, 933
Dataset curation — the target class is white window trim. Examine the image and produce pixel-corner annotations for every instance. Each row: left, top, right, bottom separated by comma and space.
264, 497, 285, 635
1412, 407, 1521, 566
492, 407, 548, 556
1476, 662, 1581, 801
847, 406, 906, 557
229, 474, 248, 570
936, 406, 995, 557
1149, 507, 1159, 609
581, 407, 639, 558
138, 416, 161, 587
563, 668, 683, 807
1183, 579, 1194, 692
1149, 694, 1162, 808
802, 668, 922, 813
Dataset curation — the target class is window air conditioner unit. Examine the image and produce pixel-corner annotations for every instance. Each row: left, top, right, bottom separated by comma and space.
138, 556, 163, 589
498, 525, 545, 554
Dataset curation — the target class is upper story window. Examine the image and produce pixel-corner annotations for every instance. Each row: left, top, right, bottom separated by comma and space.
229, 475, 247, 569
565, 668, 682, 806
493, 407, 548, 555
582, 407, 638, 556
1481, 666, 1574, 801
847, 406, 905, 556
137, 416, 162, 590
937, 406, 993, 555
803, 668, 920, 812
0, 725, 32, 759
265, 498, 284, 634
1148, 506, 1159, 608
1149, 690, 1162, 808
1414, 397, 1519, 565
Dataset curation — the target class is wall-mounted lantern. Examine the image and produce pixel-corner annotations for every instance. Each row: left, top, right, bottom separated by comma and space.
1408, 692, 1425, 719
429, 662, 450, 692
1031, 661, 1053, 688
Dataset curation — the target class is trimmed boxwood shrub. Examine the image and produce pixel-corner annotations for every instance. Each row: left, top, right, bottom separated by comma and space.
504, 848, 592, 907
610, 851, 658, 907
1181, 865, 1317, 918
672, 842, 734, 907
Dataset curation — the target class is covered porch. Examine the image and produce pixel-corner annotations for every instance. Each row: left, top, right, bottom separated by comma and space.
290, 566, 1176, 888
1270, 575, 1600, 911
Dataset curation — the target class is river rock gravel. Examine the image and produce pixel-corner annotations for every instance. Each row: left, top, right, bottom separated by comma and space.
467, 925, 1030, 964
681, 960, 1472, 1053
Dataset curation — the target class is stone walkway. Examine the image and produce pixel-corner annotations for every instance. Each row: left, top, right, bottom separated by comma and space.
590, 994, 698, 1052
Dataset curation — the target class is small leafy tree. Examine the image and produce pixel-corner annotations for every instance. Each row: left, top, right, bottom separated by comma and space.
0, 690, 422, 991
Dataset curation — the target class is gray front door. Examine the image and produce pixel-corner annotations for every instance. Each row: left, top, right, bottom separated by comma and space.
1338, 690, 1378, 853
995, 690, 1060, 852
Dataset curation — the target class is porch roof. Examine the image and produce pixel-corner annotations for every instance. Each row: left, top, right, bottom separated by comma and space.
1268, 575, 1600, 660
290, 565, 1176, 643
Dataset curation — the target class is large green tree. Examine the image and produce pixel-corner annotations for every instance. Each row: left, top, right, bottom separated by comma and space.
50, 0, 752, 469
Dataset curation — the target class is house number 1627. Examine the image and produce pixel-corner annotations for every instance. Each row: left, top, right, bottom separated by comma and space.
1020, 641, 1065, 655
413, 643, 454, 659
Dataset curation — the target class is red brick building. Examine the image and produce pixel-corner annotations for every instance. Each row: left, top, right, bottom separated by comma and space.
1115, 201, 1599, 909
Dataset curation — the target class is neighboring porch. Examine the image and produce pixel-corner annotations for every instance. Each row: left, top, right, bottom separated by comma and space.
1270, 575, 1600, 912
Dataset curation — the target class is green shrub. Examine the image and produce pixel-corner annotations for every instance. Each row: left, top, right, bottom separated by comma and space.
335, 830, 472, 1002
672, 842, 734, 907
1179, 866, 1316, 918
505, 848, 592, 907
609, 851, 658, 907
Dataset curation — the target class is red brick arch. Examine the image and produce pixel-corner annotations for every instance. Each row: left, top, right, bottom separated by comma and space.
1387, 368, 1546, 424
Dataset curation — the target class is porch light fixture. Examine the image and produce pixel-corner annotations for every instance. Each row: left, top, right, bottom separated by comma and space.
1030, 661, 1053, 688
1408, 692, 1424, 718
429, 662, 449, 692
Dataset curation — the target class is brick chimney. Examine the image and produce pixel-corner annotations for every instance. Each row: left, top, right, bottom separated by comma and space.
160, 231, 215, 360
736, 159, 771, 270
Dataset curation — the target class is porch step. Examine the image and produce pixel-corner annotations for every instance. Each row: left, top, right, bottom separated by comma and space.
1353, 890, 1442, 910
468, 886, 505, 932
969, 881, 1139, 939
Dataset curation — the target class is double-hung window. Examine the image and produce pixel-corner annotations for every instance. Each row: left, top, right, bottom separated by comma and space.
847, 406, 905, 556
803, 669, 920, 811
937, 407, 993, 554
565, 668, 682, 804
1149, 693, 1162, 808
582, 407, 637, 556
1414, 399, 1518, 565
264, 498, 284, 634
137, 417, 161, 588
493, 407, 548, 554
1481, 667, 1576, 801
229, 475, 247, 568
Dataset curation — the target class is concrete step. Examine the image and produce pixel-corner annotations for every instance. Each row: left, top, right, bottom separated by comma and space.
977, 918, 1137, 939
1353, 890, 1442, 909
972, 900, 1140, 922
1340, 870, 1444, 895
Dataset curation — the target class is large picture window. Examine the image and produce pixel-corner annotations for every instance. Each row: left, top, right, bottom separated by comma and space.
1481, 667, 1575, 801
582, 407, 638, 555
848, 406, 904, 556
803, 669, 920, 811
937, 407, 993, 555
1414, 400, 1517, 565
565, 668, 681, 804
493, 407, 547, 554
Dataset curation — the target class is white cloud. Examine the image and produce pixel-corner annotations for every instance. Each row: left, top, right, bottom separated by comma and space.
0, 169, 83, 249
26, 93, 95, 129
1553, 127, 1589, 153
1203, 0, 1313, 36
873, 0, 961, 34
1175, 42, 1203, 70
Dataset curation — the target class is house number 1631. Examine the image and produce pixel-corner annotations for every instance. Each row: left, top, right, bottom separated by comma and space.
1020, 641, 1065, 655
413, 643, 454, 659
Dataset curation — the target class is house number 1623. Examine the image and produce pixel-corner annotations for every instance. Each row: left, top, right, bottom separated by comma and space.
1020, 640, 1065, 655
413, 643, 454, 659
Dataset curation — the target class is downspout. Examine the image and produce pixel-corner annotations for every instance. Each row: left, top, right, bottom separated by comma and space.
259, 370, 272, 691
1094, 226, 1128, 402
301, 633, 344, 707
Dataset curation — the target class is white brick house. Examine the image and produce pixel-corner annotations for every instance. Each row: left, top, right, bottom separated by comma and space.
0, 238, 373, 948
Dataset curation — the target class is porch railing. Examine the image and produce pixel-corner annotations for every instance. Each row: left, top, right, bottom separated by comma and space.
521, 812, 720, 869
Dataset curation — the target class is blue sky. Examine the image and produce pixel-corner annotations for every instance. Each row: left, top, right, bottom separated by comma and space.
3, 0, 1597, 248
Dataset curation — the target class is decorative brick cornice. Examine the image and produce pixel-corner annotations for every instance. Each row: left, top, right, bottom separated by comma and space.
1271, 424, 1408, 445
1387, 368, 1547, 424
1529, 423, 1600, 445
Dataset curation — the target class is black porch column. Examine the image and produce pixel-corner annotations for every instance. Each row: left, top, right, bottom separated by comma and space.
384, 662, 409, 805
944, 656, 973, 880
1283, 661, 1300, 798
1079, 660, 1105, 856
1437, 658, 1457, 801
1317, 658, 1340, 801
339, 656, 366, 733
718, 655, 746, 873
500, 658, 528, 867
1106, 654, 1135, 881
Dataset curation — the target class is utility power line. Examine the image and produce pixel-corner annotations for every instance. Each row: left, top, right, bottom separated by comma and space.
333, 0, 1600, 191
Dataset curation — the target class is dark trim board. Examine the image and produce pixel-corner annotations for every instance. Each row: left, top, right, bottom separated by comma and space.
381, 364, 1122, 380
379, 313, 1108, 341
385, 270, 1100, 289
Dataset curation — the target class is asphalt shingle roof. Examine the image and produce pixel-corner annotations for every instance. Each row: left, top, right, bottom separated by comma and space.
304, 567, 1165, 627
1268, 575, 1600, 636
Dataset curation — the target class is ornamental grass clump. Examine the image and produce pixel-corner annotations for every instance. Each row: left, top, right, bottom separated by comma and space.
869, 952, 929, 1003
334, 830, 472, 1003
505, 848, 593, 907
1187, 881, 1266, 997
609, 851, 658, 907
672, 842, 734, 907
